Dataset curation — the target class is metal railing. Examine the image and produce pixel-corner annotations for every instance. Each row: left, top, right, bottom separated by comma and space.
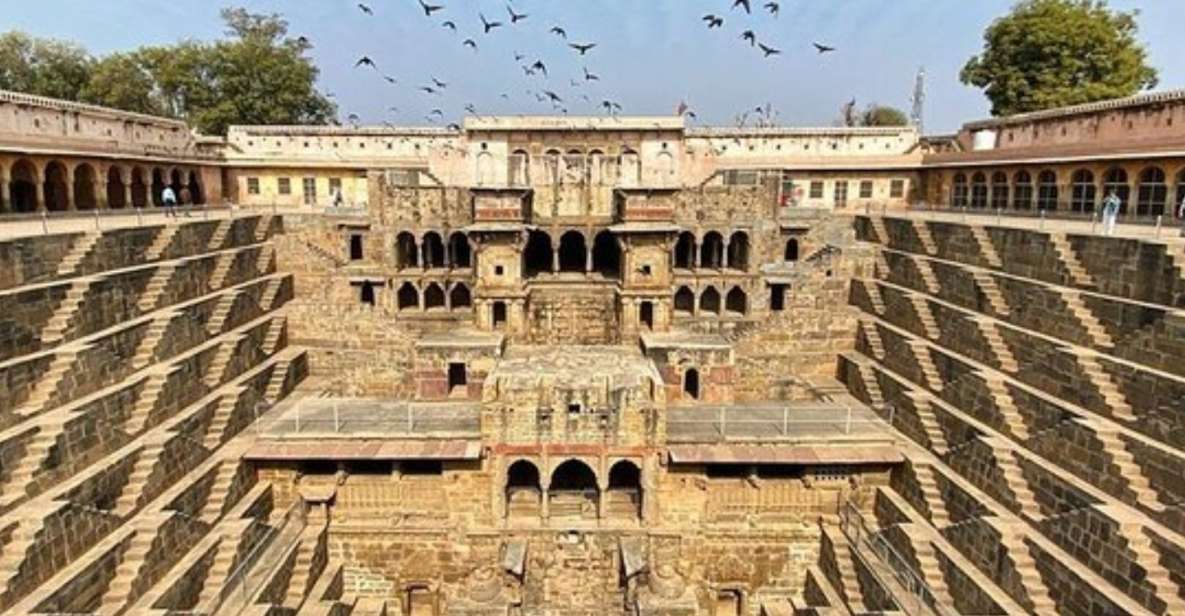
895, 202, 1185, 238
839, 501, 957, 616
1, 203, 235, 236
665, 404, 892, 443
263, 402, 480, 438
193, 499, 307, 616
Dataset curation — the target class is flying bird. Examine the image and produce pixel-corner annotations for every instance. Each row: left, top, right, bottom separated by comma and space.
447, 123, 462, 130
418, 0, 443, 16
702, 14, 724, 28
550, 26, 567, 39
357, 3, 372, 15
419, 86, 438, 95
522, 65, 536, 76
506, 5, 527, 23
569, 42, 596, 55
442, 20, 457, 31
733, 0, 751, 14
428, 109, 444, 117
758, 43, 781, 57
543, 91, 563, 103
296, 35, 310, 46
432, 77, 448, 89
354, 56, 377, 68
464, 103, 478, 114
583, 67, 599, 81
601, 100, 622, 112
741, 30, 757, 46
383, 75, 397, 84
514, 51, 526, 62
531, 60, 548, 77
463, 38, 478, 50
480, 13, 503, 33
347, 113, 360, 124
813, 42, 837, 54
764, 1, 779, 16
388, 106, 400, 113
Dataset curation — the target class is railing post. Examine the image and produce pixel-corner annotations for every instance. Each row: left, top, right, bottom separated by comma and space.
294, 404, 301, 433
334, 400, 340, 432
136, 206, 143, 228
1091, 211, 1098, 235
995, 207, 1002, 225
845, 405, 852, 434
41, 210, 48, 235
1156, 215, 1163, 237
1040, 209, 1046, 230
94, 207, 101, 231
782, 406, 789, 437
719, 407, 727, 441
407, 404, 413, 434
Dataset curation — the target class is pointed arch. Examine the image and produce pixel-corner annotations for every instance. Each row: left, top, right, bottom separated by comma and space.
674, 286, 695, 315
396, 232, 419, 268
523, 230, 553, 277
699, 287, 721, 315
396, 282, 419, 311
450, 283, 472, 309
423, 282, 446, 310
674, 231, 695, 269
700, 231, 724, 269
448, 232, 471, 268
44, 161, 69, 211
558, 230, 586, 272
725, 286, 747, 315
592, 230, 620, 277
422, 232, 446, 268
73, 163, 97, 210
784, 238, 799, 262
727, 231, 749, 270
9, 159, 38, 212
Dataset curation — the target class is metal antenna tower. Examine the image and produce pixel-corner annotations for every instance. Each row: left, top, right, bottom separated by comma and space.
910, 66, 926, 133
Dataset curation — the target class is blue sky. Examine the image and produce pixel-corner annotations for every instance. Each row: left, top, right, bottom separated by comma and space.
5, 0, 1183, 133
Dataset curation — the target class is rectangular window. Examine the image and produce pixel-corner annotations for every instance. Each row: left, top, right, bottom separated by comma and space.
890, 179, 905, 198
769, 284, 786, 311
246, 177, 260, 195
834, 181, 849, 208
277, 177, 292, 195
859, 180, 874, 199
302, 177, 317, 205
329, 177, 343, 193
809, 181, 824, 199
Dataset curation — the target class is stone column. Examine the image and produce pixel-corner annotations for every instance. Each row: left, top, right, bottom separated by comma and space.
95, 178, 108, 210
541, 486, 550, 523
34, 179, 45, 212
694, 240, 702, 269
0, 163, 9, 214
444, 284, 452, 311
64, 165, 76, 211
722, 239, 731, 270
551, 242, 560, 273
124, 181, 133, 210
585, 243, 593, 273
418, 284, 425, 312
421, 242, 429, 270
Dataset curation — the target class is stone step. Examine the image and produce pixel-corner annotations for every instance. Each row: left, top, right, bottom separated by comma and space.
125, 370, 173, 435
209, 219, 234, 252
1087, 421, 1166, 513
972, 270, 1011, 317
200, 459, 242, 523
859, 318, 885, 361
979, 371, 1030, 441
909, 295, 940, 340
992, 444, 1044, 522
1058, 288, 1115, 349
904, 530, 955, 608
114, 442, 166, 516
907, 340, 943, 392
209, 251, 237, 291
206, 291, 242, 337
17, 343, 90, 415
912, 220, 938, 256
907, 392, 949, 456
1071, 349, 1135, 422
136, 263, 179, 312
974, 316, 1019, 373
40, 279, 92, 345
0, 423, 65, 505
144, 224, 181, 262
1112, 524, 1185, 614
970, 225, 1002, 268
1049, 233, 1095, 289
204, 388, 246, 452
870, 217, 890, 246
55, 232, 101, 277
912, 254, 940, 294
912, 463, 952, 528
984, 519, 1058, 614
204, 334, 247, 388
96, 520, 162, 615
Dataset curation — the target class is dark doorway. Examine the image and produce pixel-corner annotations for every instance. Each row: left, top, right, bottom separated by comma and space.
674, 287, 694, 315
359, 282, 376, 306
683, 368, 700, 400
449, 232, 471, 268
397, 282, 418, 311
10, 159, 38, 212
592, 230, 620, 277
450, 284, 472, 309
396, 232, 419, 268
424, 283, 445, 310
558, 231, 586, 272
523, 230, 553, 277
674, 232, 695, 269
448, 362, 467, 394
107, 167, 126, 209
700, 232, 724, 268
727, 231, 748, 270
700, 287, 721, 315
770, 284, 786, 311
423, 233, 446, 268
349, 234, 364, 260
493, 301, 507, 329
640, 301, 654, 330
785, 238, 799, 262
44, 161, 68, 211
506, 459, 542, 518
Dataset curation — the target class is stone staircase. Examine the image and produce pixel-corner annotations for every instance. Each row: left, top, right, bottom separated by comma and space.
125, 369, 173, 435
254, 215, 274, 242
824, 527, 868, 612
1049, 233, 1095, 288
971, 270, 1010, 317
97, 517, 161, 615
863, 280, 886, 315
909, 295, 940, 340
114, 440, 166, 516
144, 225, 181, 262
200, 459, 241, 523
1088, 422, 1166, 513
18, 343, 87, 415
1058, 289, 1115, 349
985, 518, 1057, 614
992, 445, 1044, 522
859, 319, 885, 360
209, 219, 233, 251
206, 291, 241, 337
55, 232, 101, 277
137, 263, 178, 312
209, 251, 237, 291
974, 316, 1019, 373
912, 255, 940, 294
855, 361, 885, 409
911, 220, 938, 255
1071, 349, 1135, 422
255, 244, 275, 274
264, 356, 294, 403
969, 226, 1002, 268
204, 334, 246, 388
130, 310, 177, 370
909, 393, 949, 456
904, 529, 955, 608
40, 278, 92, 345
261, 277, 285, 312
0, 513, 52, 593
284, 528, 324, 609
912, 463, 952, 528
979, 372, 1030, 441
0, 422, 64, 505
870, 217, 890, 245
262, 316, 286, 355
204, 388, 245, 451
907, 340, 943, 392
196, 524, 248, 609
1111, 521, 1185, 614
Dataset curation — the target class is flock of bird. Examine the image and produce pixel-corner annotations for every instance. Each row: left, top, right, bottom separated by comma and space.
335, 0, 838, 128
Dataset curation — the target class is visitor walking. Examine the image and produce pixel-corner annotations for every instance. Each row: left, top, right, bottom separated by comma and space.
1178, 192, 1185, 234
162, 185, 177, 217
1101, 190, 1121, 236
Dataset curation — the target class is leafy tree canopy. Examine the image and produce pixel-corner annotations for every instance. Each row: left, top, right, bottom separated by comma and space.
0, 7, 335, 134
860, 105, 909, 127
961, 0, 1158, 116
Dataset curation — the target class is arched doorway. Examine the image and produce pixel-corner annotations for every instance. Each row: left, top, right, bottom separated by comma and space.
107, 167, 127, 209
9, 159, 38, 212
509, 149, 530, 186
683, 368, 700, 400
424, 283, 445, 310
700, 232, 724, 269
131, 168, 148, 208
150, 169, 165, 207
1071, 169, 1096, 213
1012, 171, 1032, 210
44, 161, 69, 211
396, 282, 419, 311
422, 232, 446, 268
619, 149, 641, 187
450, 283, 472, 310
970, 172, 988, 208
549, 460, 599, 520
725, 287, 747, 316
951, 173, 968, 208
1102, 167, 1130, 214
674, 287, 694, 315
592, 230, 620, 277
558, 231, 586, 272
523, 230, 553, 277
1036, 170, 1058, 211
727, 231, 749, 270
506, 460, 541, 519
674, 231, 695, 269
990, 172, 1008, 209
700, 287, 721, 316
606, 460, 642, 520
1136, 167, 1167, 217
187, 170, 204, 205
784, 238, 799, 262
639, 301, 654, 330
448, 232, 471, 268
492, 301, 508, 329
395, 232, 419, 268
73, 163, 97, 210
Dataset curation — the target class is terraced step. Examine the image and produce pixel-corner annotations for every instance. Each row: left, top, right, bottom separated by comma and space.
136, 263, 178, 312
130, 310, 177, 370
971, 270, 1011, 317
0, 422, 64, 506
991, 443, 1044, 522
983, 518, 1057, 614
124, 369, 174, 435
912, 463, 952, 528
904, 528, 955, 608
39, 278, 93, 345
1110, 520, 1185, 615
1058, 288, 1115, 349
17, 343, 89, 416
1088, 421, 1167, 513
859, 318, 885, 360
113, 440, 166, 516
909, 295, 940, 340
1071, 348, 1135, 422
209, 251, 237, 291
209, 219, 234, 252
980, 372, 1030, 440
204, 388, 246, 451
908, 392, 949, 456
96, 516, 163, 615
970, 225, 1002, 268
907, 339, 943, 392
55, 232, 101, 277
870, 217, 890, 245
1049, 233, 1095, 288
200, 458, 242, 523
912, 254, 940, 294
822, 526, 868, 612
974, 316, 1019, 373
912, 220, 938, 255
144, 225, 181, 262
204, 334, 247, 388
206, 291, 242, 337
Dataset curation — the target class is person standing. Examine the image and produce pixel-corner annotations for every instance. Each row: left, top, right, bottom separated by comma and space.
1101, 189, 1121, 236
1178, 191, 1185, 228
162, 185, 177, 218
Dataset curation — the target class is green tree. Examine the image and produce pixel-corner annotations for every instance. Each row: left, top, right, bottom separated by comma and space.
80, 52, 163, 115
961, 0, 1158, 116
0, 31, 92, 100
860, 105, 909, 127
